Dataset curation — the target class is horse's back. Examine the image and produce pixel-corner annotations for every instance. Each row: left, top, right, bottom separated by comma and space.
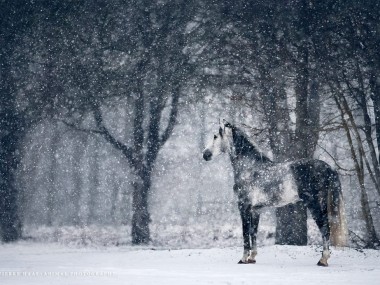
290, 158, 334, 175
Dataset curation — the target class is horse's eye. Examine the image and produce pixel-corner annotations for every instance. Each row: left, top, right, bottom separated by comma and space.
214, 135, 217, 140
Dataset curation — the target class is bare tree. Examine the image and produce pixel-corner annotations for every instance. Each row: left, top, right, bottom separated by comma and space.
59, 1, 196, 244
320, 1, 380, 247
0, 1, 40, 241
332, 89, 379, 247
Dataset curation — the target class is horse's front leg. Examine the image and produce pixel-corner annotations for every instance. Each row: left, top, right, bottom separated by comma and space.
237, 201, 258, 264
247, 210, 260, 263
238, 206, 251, 264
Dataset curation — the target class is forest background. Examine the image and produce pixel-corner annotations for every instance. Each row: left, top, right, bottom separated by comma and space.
1, 0, 379, 249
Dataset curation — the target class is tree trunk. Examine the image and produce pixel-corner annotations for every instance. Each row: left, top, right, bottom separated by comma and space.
275, 63, 315, 246
369, 69, 380, 168
275, 202, 308, 245
0, 130, 23, 242
258, 71, 310, 245
294, 52, 311, 159
0, 34, 23, 242
358, 170, 379, 248
263, 86, 292, 162
46, 124, 60, 226
334, 93, 380, 247
358, 91, 380, 192
131, 169, 151, 245
72, 135, 85, 226
87, 138, 100, 225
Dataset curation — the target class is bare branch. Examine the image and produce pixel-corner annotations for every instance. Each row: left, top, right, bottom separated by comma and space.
337, 91, 380, 194
92, 104, 137, 168
59, 119, 103, 136
240, 123, 266, 136
160, 88, 180, 148
317, 143, 355, 172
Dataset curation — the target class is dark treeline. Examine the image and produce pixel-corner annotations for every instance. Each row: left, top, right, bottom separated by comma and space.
0, 0, 379, 247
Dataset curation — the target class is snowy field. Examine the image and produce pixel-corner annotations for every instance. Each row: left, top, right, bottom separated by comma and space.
0, 242, 379, 285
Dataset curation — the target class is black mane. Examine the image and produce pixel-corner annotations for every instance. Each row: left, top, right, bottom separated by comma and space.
231, 126, 272, 163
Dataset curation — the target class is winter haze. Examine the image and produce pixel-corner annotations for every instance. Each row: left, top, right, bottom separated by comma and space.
1, 1, 379, 284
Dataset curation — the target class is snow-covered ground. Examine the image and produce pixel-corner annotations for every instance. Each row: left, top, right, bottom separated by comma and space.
0, 242, 379, 285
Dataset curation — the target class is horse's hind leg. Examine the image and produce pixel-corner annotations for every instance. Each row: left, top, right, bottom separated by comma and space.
318, 236, 331, 267
307, 201, 331, 266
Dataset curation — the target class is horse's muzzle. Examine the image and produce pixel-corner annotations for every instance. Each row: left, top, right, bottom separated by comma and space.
203, 149, 212, 161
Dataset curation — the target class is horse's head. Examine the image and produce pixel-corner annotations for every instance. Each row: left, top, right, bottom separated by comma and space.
203, 120, 233, 161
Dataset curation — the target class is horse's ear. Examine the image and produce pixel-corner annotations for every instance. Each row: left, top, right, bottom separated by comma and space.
223, 119, 232, 128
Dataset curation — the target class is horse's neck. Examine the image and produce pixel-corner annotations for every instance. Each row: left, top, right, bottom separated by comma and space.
229, 154, 256, 179
230, 131, 271, 162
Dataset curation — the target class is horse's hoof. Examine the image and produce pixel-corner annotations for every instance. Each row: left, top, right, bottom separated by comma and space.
317, 261, 328, 267
238, 259, 256, 264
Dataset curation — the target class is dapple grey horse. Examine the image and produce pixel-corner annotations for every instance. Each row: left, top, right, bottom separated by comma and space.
203, 120, 347, 266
